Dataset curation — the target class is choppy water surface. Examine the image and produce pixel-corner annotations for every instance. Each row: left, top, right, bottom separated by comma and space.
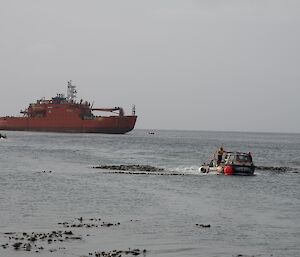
0, 130, 299, 257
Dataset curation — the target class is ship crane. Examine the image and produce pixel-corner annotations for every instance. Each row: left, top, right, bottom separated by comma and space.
92, 107, 124, 116
20, 109, 28, 115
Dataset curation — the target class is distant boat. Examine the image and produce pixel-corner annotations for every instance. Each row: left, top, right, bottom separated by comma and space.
0, 133, 7, 139
0, 134, 7, 139
0, 81, 137, 134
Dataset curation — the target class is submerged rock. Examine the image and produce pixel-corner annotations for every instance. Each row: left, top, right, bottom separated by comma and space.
3, 229, 82, 253
12, 242, 22, 250
195, 224, 211, 228
93, 164, 164, 172
91, 248, 147, 257
256, 166, 292, 172
92, 164, 186, 176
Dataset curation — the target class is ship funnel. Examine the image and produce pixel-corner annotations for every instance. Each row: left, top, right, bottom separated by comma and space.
67, 80, 77, 102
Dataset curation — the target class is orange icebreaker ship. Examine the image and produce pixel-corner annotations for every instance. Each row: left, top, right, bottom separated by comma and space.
0, 81, 137, 134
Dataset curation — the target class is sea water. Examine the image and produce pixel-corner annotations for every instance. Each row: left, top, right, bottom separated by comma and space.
0, 130, 299, 257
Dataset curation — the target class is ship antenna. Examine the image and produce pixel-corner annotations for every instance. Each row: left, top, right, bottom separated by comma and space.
67, 80, 77, 102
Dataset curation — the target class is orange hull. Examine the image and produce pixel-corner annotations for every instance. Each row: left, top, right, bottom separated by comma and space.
0, 82, 137, 134
0, 115, 137, 134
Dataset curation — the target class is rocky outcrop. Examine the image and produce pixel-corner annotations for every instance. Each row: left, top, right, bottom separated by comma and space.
93, 164, 165, 172
256, 166, 292, 172
92, 164, 186, 176
1, 217, 142, 255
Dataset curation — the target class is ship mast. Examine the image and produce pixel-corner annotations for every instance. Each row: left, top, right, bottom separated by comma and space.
67, 80, 77, 102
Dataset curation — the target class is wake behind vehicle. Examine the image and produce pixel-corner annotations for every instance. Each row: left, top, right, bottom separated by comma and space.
199, 151, 255, 176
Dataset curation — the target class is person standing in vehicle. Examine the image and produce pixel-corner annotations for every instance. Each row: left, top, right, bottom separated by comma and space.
217, 147, 225, 166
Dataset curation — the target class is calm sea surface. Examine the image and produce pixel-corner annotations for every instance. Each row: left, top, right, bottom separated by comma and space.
0, 130, 299, 257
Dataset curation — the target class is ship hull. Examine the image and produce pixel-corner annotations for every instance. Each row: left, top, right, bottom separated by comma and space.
0, 116, 137, 134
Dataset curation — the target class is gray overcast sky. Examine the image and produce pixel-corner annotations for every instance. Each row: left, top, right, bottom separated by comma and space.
0, 0, 299, 133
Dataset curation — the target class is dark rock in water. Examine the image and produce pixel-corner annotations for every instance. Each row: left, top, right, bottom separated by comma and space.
42, 170, 54, 173
28, 236, 37, 242
24, 243, 32, 251
12, 242, 22, 249
101, 222, 114, 227
3, 229, 84, 254
91, 248, 146, 257
58, 217, 121, 230
256, 166, 291, 172
93, 164, 164, 172
92, 164, 188, 176
196, 224, 211, 228
3, 221, 143, 256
